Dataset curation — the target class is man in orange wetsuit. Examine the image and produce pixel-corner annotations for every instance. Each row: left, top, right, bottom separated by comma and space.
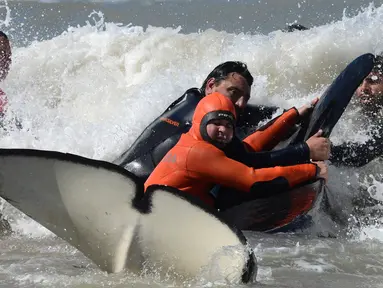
144, 92, 327, 208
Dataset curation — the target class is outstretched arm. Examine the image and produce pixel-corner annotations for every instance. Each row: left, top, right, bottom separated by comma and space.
241, 143, 311, 168
188, 144, 318, 194
242, 98, 318, 152
225, 136, 311, 168
242, 108, 301, 152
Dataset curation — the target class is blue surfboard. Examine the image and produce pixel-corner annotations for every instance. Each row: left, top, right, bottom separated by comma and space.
295, 53, 375, 142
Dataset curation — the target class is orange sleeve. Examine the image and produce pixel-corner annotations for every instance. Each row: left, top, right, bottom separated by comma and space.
187, 143, 317, 193
243, 108, 300, 152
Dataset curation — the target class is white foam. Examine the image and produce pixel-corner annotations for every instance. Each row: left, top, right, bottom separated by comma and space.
358, 226, 383, 242
294, 258, 337, 273
0, 198, 54, 238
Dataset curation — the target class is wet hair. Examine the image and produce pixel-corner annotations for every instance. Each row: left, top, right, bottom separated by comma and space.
200, 61, 254, 96
0, 31, 8, 40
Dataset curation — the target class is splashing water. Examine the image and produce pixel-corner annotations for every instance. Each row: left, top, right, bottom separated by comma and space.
0, 1, 383, 287
0, 0, 11, 28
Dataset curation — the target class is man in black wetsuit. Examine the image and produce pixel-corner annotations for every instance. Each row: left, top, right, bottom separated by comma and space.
114, 61, 330, 182
330, 55, 383, 167
321, 54, 383, 229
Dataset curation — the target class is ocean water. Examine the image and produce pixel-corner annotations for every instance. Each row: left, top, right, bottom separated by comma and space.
1, 0, 383, 287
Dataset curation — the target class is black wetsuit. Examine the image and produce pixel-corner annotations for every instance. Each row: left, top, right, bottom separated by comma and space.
114, 88, 312, 182
330, 118, 383, 167
328, 117, 383, 228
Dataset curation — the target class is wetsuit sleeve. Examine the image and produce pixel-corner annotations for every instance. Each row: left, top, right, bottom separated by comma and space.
187, 144, 318, 193
242, 108, 300, 152
225, 136, 310, 168
330, 136, 383, 167
241, 143, 311, 168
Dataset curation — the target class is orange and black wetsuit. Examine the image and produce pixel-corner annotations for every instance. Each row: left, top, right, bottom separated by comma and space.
144, 92, 318, 208
115, 88, 309, 181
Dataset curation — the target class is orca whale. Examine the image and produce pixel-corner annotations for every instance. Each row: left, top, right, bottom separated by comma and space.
0, 148, 256, 284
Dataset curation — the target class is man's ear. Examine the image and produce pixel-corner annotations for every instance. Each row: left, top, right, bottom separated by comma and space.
205, 78, 216, 95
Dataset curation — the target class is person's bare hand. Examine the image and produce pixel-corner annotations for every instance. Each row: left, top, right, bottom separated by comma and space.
306, 129, 331, 160
298, 97, 319, 117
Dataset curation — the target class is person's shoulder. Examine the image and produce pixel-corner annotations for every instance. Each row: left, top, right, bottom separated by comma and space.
165, 88, 202, 112
189, 141, 224, 157
184, 87, 202, 96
